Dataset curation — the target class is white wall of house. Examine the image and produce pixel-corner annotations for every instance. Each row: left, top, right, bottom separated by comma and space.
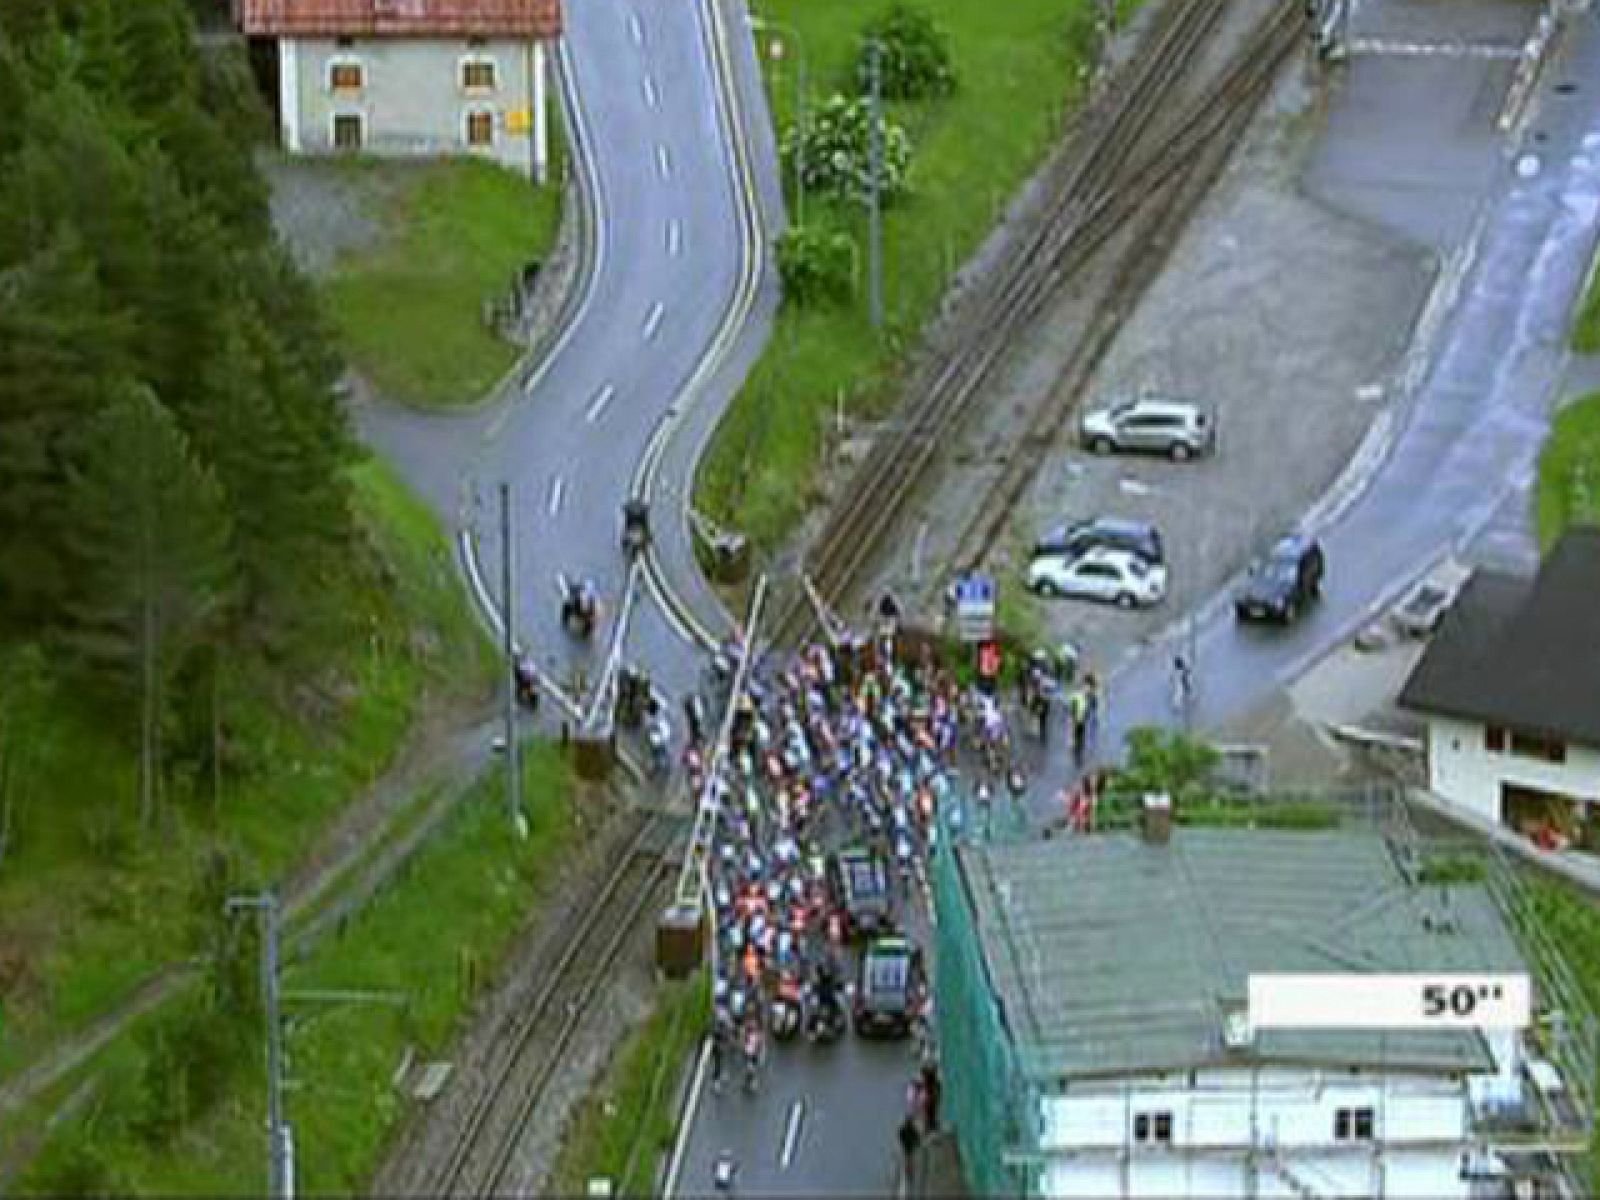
1425, 716, 1600, 825
281, 36, 548, 176
1037, 1067, 1476, 1199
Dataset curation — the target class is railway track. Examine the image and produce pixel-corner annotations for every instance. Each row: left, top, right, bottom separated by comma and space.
431, 812, 675, 1198
774, 0, 1302, 645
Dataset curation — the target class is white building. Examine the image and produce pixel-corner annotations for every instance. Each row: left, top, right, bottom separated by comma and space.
237, 0, 560, 180
1400, 528, 1600, 839
935, 822, 1587, 1198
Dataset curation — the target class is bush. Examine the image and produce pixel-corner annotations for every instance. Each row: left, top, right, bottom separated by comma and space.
128, 998, 250, 1146
855, 5, 957, 101
782, 93, 913, 205
1106, 727, 1220, 803
776, 225, 856, 307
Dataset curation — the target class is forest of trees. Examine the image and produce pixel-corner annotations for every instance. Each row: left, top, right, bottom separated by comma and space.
0, 0, 363, 827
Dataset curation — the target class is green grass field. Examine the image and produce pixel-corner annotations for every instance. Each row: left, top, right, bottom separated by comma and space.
0, 457, 493, 1085
16, 746, 578, 1197
320, 157, 564, 408
697, 0, 1101, 549
1536, 392, 1600, 546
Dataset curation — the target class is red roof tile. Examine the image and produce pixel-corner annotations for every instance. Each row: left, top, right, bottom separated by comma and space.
237, 0, 560, 39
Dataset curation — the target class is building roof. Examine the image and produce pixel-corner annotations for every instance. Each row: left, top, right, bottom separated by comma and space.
237, 0, 561, 39
958, 828, 1526, 1081
1399, 528, 1600, 746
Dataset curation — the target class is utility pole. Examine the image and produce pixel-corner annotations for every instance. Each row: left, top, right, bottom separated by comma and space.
866, 37, 884, 331
227, 891, 292, 1200
499, 482, 522, 830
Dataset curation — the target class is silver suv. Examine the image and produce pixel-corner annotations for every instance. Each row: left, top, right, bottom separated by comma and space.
1079, 396, 1215, 461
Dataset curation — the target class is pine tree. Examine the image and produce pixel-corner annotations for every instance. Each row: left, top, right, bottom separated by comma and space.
0, 233, 134, 626
116, 0, 197, 117
63, 387, 236, 826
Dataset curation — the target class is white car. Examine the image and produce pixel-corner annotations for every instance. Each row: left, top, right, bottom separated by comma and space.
1027, 548, 1167, 608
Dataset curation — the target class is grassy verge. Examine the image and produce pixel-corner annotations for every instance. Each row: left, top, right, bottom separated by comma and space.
319, 154, 565, 408
550, 970, 711, 1197
696, 0, 1103, 550
15, 746, 581, 1197
1536, 392, 1600, 546
0, 456, 493, 1083
1574, 248, 1600, 354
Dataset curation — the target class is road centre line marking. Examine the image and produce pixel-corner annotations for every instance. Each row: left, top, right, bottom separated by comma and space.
643, 74, 659, 108
656, 143, 672, 178
643, 301, 666, 340
548, 475, 564, 515
667, 219, 682, 256
586, 383, 616, 423
779, 1098, 805, 1169
628, 10, 643, 44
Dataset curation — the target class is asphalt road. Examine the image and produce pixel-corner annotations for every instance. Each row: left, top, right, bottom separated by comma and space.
447, 0, 780, 727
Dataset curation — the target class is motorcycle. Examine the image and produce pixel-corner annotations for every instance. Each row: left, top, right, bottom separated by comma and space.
770, 972, 803, 1042
805, 985, 847, 1044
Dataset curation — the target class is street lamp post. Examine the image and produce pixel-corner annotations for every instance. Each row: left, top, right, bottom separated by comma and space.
748, 17, 808, 227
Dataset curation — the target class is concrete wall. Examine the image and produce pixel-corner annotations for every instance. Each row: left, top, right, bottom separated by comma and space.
1426, 716, 1600, 824
1038, 1067, 1473, 1199
285, 36, 544, 175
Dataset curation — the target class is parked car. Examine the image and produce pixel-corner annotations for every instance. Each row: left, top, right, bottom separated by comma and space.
828, 847, 894, 939
1033, 517, 1164, 565
1079, 396, 1216, 460
1391, 577, 1460, 638
1235, 534, 1325, 624
1027, 547, 1167, 608
853, 936, 926, 1039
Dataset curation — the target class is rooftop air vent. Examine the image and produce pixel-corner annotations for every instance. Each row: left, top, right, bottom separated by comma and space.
1222, 1008, 1254, 1052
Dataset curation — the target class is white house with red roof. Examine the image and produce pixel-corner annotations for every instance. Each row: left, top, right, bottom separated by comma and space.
236, 0, 562, 179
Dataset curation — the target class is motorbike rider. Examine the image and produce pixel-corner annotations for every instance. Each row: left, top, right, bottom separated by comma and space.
560, 577, 599, 637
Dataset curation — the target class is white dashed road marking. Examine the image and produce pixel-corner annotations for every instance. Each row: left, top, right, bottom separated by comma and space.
667, 219, 682, 257
628, 10, 643, 43
656, 143, 672, 178
779, 1099, 805, 1169
643, 301, 666, 341
643, 75, 659, 108
548, 475, 565, 516
586, 383, 616, 424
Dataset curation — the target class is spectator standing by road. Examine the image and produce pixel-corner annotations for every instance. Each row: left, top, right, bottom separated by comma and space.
920, 1061, 943, 1133
1067, 687, 1090, 766
898, 1114, 922, 1182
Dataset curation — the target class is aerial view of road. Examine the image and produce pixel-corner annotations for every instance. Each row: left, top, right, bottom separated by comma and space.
5, 0, 1600, 1197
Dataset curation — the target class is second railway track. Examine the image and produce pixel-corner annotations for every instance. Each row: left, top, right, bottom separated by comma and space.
432, 812, 676, 1198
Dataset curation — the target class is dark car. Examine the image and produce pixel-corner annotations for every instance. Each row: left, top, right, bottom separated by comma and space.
853, 936, 926, 1038
1235, 534, 1325, 624
1033, 517, 1164, 566
828, 847, 894, 939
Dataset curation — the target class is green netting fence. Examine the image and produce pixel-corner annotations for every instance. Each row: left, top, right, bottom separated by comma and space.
933, 795, 1035, 1198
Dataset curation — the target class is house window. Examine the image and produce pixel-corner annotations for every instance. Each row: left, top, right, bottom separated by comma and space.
332, 113, 363, 151
462, 58, 497, 90
1133, 1112, 1173, 1144
329, 60, 364, 91
1510, 730, 1566, 764
1486, 725, 1506, 753
337, 35, 354, 48
465, 109, 495, 148
1334, 1106, 1375, 1141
